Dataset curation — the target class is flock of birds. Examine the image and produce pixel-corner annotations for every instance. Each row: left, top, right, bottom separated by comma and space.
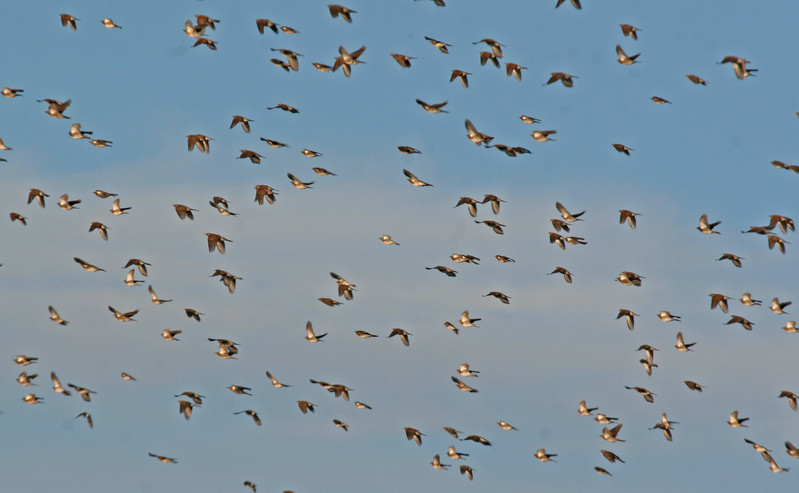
2, 2, 797, 491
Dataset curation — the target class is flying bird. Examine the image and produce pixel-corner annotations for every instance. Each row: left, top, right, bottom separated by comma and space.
305, 321, 327, 342
535, 448, 557, 462
48, 306, 69, 325
234, 410, 262, 426
328, 4, 356, 22
405, 427, 424, 445
403, 169, 433, 187
698, 214, 721, 234
415, 99, 448, 114
109, 198, 131, 215
545, 72, 577, 87
620, 24, 641, 40
108, 306, 138, 322
206, 233, 231, 254
74, 257, 105, 272
727, 410, 749, 428
424, 36, 451, 53
616, 44, 640, 65
60, 14, 79, 30
388, 328, 412, 346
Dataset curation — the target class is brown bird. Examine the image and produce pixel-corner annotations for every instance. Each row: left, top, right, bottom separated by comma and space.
178, 400, 197, 420
532, 130, 557, 142
206, 233, 231, 254
727, 410, 749, 428
426, 265, 457, 277
450, 70, 471, 89
555, 0, 581, 9
187, 134, 213, 153
717, 253, 743, 268
684, 380, 704, 392
675, 332, 696, 352
185, 309, 203, 321
416, 99, 448, 114
616, 271, 643, 286
483, 291, 511, 304
237, 149, 264, 164
74, 257, 105, 272
89, 139, 112, 148
480, 51, 500, 67
545, 72, 577, 87
459, 465, 474, 480
297, 400, 316, 414
354, 330, 378, 338
548, 266, 573, 284
709, 293, 732, 313
74, 412, 93, 429
616, 44, 640, 65
318, 297, 342, 307
618, 209, 641, 229
475, 219, 505, 235
505, 62, 527, 81
60, 14, 79, 30
391, 53, 415, 68
108, 306, 138, 322
397, 146, 421, 154
616, 309, 639, 330
726, 315, 754, 331
600, 424, 625, 442
451, 376, 478, 393
192, 37, 217, 50
388, 328, 412, 346
305, 321, 327, 342
600, 449, 625, 463
403, 168, 433, 187
39, 98, 72, 119
230, 115, 253, 133
404, 427, 424, 445
768, 215, 795, 234
719, 56, 757, 79
194, 15, 219, 30
650, 413, 677, 441
612, 143, 633, 155
464, 119, 493, 146
767, 234, 789, 254
288, 172, 314, 189
778, 391, 798, 411
68, 383, 96, 402
686, 74, 707, 85
625, 386, 655, 403
28, 188, 49, 208
328, 4, 356, 22
268, 103, 299, 113
698, 214, 721, 234
620, 23, 641, 39
261, 138, 289, 148
23, 393, 44, 404
89, 222, 109, 241
424, 36, 451, 53
651, 96, 671, 104
235, 410, 262, 426
172, 204, 197, 220
10, 212, 27, 225
333, 45, 366, 77
254, 185, 278, 205
535, 448, 557, 462
770, 297, 792, 314
2, 87, 23, 98
148, 452, 177, 464
256, 18, 278, 34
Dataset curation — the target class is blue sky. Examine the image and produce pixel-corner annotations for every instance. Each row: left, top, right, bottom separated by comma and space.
1, 1, 797, 491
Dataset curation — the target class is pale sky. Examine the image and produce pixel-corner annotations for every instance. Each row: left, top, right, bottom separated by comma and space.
1, 1, 797, 491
